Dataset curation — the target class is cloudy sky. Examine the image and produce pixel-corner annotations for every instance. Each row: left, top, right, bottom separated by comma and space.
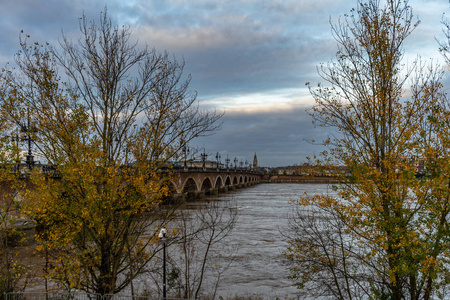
0, 0, 449, 167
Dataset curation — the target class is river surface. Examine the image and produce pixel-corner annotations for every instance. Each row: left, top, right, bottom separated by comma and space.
192, 183, 334, 299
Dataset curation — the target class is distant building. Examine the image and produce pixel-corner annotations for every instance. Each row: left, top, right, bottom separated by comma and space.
278, 168, 296, 175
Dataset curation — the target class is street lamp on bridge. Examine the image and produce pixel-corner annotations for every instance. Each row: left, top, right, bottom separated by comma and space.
201, 149, 208, 170
234, 157, 238, 170
215, 152, 221, 170
225, 155, 230, 170
182, 145, 190, 169
20, 110, 37, 170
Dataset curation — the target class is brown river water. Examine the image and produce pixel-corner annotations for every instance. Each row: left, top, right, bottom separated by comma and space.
162, 183, 335, 299
21, 183, 333, 299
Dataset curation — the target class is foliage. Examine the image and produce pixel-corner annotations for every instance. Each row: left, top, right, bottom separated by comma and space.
0, 74, 29, 294
285, 0, 450, 299
0, 125, 29, 295
0, 10, 221, 295
0, 189, 29, 296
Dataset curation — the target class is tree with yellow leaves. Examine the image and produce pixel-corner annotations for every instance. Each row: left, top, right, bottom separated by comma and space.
0, 10, 221, 295
0, 156, 29, 296
0, 71, 31, 296
285, 0, 450, 299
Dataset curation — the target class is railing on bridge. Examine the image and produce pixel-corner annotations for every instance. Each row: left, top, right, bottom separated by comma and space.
6, 162, 58, 178
8, 162, 262, 178
161, 165, 262, 175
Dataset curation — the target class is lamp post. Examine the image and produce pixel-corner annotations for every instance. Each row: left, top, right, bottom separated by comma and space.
158, 228, 167, 300
234, 157, 238, 170
215, 152, 221, 170
201, 149, 208, 170
182, 146, 190, 169
225, 155, 230, 170
20, 110, 37, 170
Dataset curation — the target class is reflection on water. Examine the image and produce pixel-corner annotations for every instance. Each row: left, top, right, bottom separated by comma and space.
197, 183, 334, 299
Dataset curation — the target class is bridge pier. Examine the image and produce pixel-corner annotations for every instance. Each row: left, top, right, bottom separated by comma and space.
173, 193, 186, 202
218, 186, 228, 193
186, 191, 206, 201
206, 188, 219, 196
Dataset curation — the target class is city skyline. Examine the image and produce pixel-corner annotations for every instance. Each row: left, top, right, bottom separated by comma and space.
0, 0, 448, 167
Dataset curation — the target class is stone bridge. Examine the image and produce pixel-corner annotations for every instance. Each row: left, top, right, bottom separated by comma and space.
162, 168, 262, 199
7, 163, 262, 201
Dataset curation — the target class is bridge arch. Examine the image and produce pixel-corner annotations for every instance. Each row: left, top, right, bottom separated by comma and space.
201, 177, 213, 192
239, 176, 243, 183
215, 176, 224, 188
225, 176, 232, 186
182, 178, 198, 193
233, 176, 238, 185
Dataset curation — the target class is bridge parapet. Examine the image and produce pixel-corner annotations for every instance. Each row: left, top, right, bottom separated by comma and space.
162, 166, 262, 174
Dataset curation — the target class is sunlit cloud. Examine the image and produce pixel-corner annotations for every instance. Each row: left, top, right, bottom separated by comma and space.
201, 89, 313, 112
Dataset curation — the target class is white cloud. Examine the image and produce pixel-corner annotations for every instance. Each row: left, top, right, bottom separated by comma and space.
201, 88, 313, 111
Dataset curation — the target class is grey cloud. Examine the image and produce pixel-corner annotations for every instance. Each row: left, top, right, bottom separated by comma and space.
0, 0, 110, 64
124, 0, 352, 101
0, 0, 448, 167
192, 106, 330, 167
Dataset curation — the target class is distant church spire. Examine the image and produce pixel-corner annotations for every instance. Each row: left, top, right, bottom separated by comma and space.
253, 153, 258, 169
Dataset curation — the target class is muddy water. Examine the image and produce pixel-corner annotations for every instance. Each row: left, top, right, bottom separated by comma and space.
198, 183, 334, 299
21, 182, 334, 298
